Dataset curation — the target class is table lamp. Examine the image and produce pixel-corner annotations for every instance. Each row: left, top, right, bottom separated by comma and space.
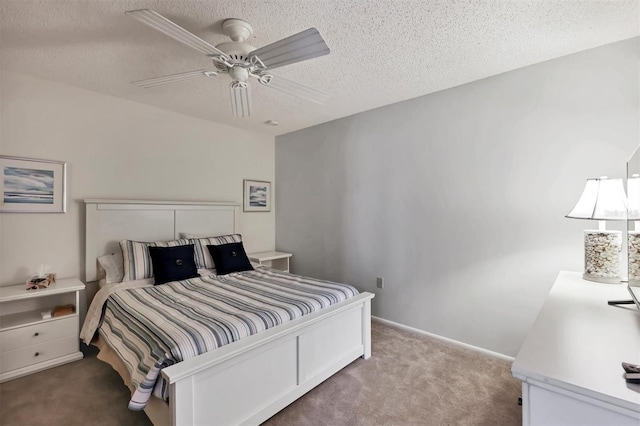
566, 176, 627, 283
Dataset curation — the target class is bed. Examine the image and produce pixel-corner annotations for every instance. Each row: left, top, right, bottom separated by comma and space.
83, 199, 374, 426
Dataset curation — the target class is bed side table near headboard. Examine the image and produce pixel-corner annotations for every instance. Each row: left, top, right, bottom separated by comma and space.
248, 251, 292, 273
0, 278, 85, 382
512, 271, 640, 425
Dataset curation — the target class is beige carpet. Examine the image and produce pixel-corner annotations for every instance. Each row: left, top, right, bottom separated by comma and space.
0, 321, 521, 426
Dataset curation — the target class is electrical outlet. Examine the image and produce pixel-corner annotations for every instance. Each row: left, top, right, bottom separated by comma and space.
376, 277, 384, 289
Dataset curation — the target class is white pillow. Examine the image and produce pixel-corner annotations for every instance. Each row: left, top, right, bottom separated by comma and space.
97, 252, 124, 284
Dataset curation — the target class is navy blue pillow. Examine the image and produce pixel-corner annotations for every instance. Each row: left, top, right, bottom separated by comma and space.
149, 244, 199, 285
207, 242, 254, 275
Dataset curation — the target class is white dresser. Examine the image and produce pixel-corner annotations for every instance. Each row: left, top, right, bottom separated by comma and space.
512, 271, 640, 425
0, 277, 85, 382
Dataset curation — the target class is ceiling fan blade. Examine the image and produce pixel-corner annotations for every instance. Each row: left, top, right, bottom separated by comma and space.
126, 9, 227, 58
133, 69, 217, 89
249, 28, 330, 70
258, 74, 329, 104
229, 83, 252, 118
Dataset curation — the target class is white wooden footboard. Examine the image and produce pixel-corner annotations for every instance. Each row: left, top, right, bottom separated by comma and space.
162, 292, 374, 426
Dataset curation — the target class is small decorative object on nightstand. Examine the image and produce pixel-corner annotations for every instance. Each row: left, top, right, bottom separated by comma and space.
566, 177, 627, 283
248, 251, 292, 273
0, 277, 85, 383
26, 264, 56, 290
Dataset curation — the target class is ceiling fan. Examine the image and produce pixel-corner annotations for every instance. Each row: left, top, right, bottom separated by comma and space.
126, 9, 331, 118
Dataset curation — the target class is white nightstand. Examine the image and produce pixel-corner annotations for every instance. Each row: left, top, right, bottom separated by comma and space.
0, 277, 85, 382
248, 251, 293, 273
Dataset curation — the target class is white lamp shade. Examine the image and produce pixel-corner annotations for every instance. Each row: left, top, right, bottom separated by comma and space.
566, 177, 627, 221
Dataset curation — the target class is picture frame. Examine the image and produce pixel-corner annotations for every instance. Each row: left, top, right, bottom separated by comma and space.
1, 156, 67, 213
243, 179, 271, 212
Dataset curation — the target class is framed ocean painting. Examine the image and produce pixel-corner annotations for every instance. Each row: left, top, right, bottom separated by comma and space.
1, 156, 67, 213
243, 179, 271, 212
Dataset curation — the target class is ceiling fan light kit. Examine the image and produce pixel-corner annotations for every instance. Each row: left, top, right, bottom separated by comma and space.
126, 9, 330, 118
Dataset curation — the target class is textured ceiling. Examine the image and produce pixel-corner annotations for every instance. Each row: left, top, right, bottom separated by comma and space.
1, 0, 638, 136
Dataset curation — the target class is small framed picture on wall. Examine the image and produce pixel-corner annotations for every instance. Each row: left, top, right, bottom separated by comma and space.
243, 179, 271, 212
0, 156, 67, 213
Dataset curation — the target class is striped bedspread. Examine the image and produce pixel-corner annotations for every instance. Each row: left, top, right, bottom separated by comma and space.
97, 267, 359, 410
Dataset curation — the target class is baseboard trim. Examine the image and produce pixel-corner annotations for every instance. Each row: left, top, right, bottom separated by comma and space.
372, 316, 514, 362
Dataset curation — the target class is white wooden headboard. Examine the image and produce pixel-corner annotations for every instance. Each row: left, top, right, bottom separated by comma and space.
85, 199, 240, 282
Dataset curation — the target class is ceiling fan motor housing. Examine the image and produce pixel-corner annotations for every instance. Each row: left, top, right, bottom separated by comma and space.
215, 19, 256, 72
213, 41, 256, 70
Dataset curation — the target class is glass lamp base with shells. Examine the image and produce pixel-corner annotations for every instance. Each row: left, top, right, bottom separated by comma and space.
582, 230, 622, 284
628, 231, 640, 286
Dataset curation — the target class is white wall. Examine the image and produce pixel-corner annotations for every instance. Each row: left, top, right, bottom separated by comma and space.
276, 37, 639, 357
1, 70, 275, 286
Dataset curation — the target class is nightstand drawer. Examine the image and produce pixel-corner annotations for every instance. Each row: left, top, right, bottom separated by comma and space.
0, 336, 78, 373
0, 316, 77, 353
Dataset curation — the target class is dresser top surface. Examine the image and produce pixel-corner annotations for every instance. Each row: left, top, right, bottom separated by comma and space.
512, 271, 640, 411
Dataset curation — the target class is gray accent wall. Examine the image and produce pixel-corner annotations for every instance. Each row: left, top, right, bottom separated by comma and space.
276, 37, 639, 357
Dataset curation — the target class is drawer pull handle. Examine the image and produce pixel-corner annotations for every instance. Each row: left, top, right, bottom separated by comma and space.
34, 332, 40, 337
34, 352, 40, 357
